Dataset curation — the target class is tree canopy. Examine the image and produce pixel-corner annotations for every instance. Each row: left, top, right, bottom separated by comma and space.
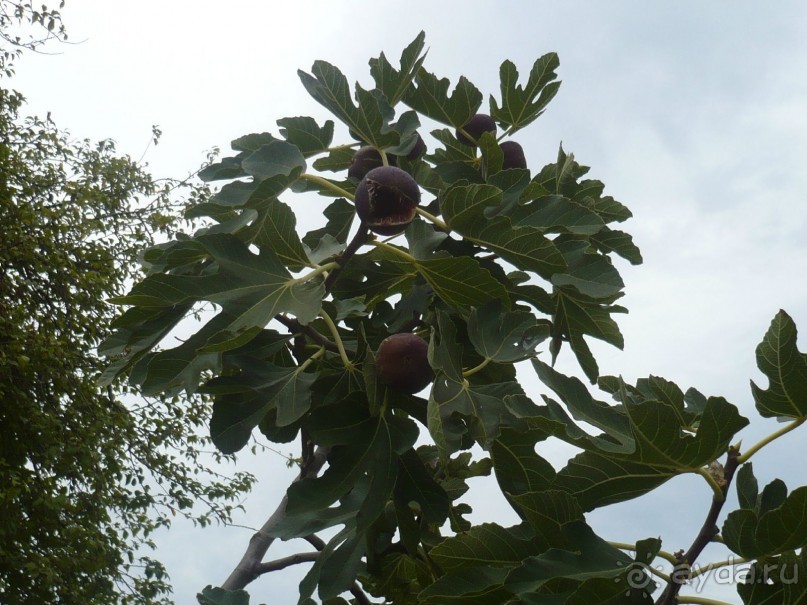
0, 5, 254, 603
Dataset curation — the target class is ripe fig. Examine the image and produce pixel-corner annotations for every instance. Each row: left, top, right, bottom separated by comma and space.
348, 146, 396, 180
500, 141, 527, 170
375, 332, 434, 394
355, 166, 421, 236
456, 114, 497, 147
405, 133, 427, 160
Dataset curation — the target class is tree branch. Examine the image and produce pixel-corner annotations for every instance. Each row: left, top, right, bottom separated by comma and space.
274, 314, 356, 358
349, 582, 373, 605
304, 534, 327, 551
323, 223, 370, 294
254, 552, 319, 575
220, 446, 330, 590
655, 448, 741, 605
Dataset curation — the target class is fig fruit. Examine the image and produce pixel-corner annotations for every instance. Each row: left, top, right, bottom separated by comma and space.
456, 114, 497, 147
405, 133, 427, 160
355, 166, 421, 236
375, 332, 434, 394
348, 146, 396, 180
500, 141, 527, 169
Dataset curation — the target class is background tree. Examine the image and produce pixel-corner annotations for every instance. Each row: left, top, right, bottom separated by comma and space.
104, 33, 807, 605
0, 0, 67, 76
0, 5, 254, 603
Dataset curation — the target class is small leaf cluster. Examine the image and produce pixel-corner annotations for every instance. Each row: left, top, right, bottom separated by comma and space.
0, 0, 67, 76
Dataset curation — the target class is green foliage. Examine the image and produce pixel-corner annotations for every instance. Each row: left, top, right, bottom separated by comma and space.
750, 310, 807, 418
0, 1, 67, 75
104, 32, 807, 605
0, 64, 253, 605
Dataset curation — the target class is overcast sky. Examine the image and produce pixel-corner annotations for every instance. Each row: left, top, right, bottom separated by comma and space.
12, 2, 807, 603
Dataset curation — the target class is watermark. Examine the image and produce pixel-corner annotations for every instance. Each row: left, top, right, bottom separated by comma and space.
615, 557, 799, 596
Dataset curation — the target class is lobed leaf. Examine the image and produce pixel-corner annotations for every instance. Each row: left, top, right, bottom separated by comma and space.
551, 239, 624, 300
723, 482, 807, 559
512, 194, 605, 235
415, 255, 509, 311
554, 450, 674, 511
441, 184, 566, 278
430, 523, 539, 572
490, 53, 561, 134
369, 31, 427, 106
750, 310, 807, 419
241, 139, 307, 181
467, 301, 549, 363
276, 116, 334, 156
299, 61, 400, 148
404, 69, 482, 129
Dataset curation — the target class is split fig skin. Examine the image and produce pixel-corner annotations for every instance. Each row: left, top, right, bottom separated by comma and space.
355, 166, 421, 236
375, 332, 434, 394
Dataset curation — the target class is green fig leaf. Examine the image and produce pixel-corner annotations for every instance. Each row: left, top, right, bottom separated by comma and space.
276, 116, 334, 157
369, 31, 427, 106
253, 200, 311, 271
299, 61, 399, 148
196, 586, 251, 605
750, 310, 807, 419
723, 484, 807, 559
429, 523, 539, 572
405, 69, 482, 129
552, 239, 624, 299
490, 53, 561, 134
512, 194, 605, 236
441, 184, 566, 278
491, 428, 557, 499
302, 197, 355, 248
467, 301, 549, 363
241, 139, 306, 181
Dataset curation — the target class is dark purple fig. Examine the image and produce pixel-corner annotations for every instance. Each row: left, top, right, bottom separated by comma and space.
456, 114, 497, 147
375, 332, 434, 394
500, 141, 527, 170
348, 146, 396, 180
406, 133, 427, 160
355, 166, 420, 236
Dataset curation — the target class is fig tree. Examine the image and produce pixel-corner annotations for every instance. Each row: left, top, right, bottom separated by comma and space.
355, 165, 421, 235
348, 146, 396, 180
375, 332, 434, 394
500, 141, 527, 169
456, 114, 497, 147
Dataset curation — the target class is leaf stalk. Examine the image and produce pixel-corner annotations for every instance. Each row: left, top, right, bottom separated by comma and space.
319, 308, 354, 370
298, 173, 355, 201
463, 357, 492, 378
415, 206, 449, 231
736, 415, 807, 463
693, 466, 726, 502
369, 240, 417, 263
294, 261, 340, 284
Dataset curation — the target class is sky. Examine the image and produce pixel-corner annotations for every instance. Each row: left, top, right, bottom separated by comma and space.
10, 1, 807, 603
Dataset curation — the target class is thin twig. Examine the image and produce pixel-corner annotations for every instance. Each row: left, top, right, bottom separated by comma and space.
274, 314, 356, 358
